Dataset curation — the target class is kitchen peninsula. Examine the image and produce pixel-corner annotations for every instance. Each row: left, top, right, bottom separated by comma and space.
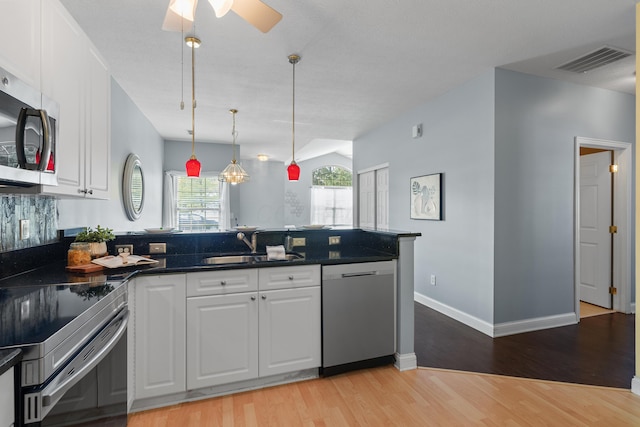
0, 227, 419, 416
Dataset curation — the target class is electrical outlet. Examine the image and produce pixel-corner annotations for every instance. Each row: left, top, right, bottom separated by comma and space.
291, 237, 306, 247
328, 236, 341, 245
149, 243, 166, 254
115, 244, 134, 255
19, 219, 30, 240
430, 274, 436, 286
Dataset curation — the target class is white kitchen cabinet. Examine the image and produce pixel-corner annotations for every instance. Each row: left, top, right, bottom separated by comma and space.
41, 0, 111, 199
259, 286, 321, 377
186, 292, 259, 389
185, 265, 321, 390
187, 269, 258, 297
0, 0, 41, 89
258, 264, 321, 291
133, 274, 186, 400
0, 366, 14, 427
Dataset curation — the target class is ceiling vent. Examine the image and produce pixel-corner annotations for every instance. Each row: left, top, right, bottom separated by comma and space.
555, 46, 632, 73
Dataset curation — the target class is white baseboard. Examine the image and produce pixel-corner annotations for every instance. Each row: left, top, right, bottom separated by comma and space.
415, 292, 578, 337
394, 352, 417, 371
632, 376, 640, 396
493, 312, 577, 337
414, 293, 494, 336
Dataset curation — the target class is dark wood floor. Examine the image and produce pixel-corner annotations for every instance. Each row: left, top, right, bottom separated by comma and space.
414, 302, 635, 388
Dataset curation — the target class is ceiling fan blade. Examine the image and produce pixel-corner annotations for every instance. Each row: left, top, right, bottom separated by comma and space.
230, 0, 282, 33
162, 0, 196, 32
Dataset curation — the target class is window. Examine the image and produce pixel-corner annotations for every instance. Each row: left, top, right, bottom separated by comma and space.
310, 166, 353, 226
176, 175, 220, 231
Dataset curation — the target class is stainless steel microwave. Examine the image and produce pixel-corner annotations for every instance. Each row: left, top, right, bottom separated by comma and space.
0, 65, 58, 188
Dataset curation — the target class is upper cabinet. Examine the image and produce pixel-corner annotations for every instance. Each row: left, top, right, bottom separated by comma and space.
0, 0, 111, 199
0, 0, 41, 90
40, 0, 111, 199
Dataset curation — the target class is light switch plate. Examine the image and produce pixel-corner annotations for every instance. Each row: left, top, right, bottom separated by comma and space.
19, 219, 30, 240
291, 237, 306, 247
149, 243, 166, 254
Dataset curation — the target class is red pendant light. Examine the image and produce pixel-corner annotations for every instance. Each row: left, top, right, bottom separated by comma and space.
287, 160, 300, 181
287, 54, 301, 181
185, 36, 201, 177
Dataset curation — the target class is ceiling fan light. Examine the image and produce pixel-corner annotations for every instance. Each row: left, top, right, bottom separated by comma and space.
186, 156, 201, 177
208, 0, 233, 18
287, 161, 300, 181
169, 0, 197, 21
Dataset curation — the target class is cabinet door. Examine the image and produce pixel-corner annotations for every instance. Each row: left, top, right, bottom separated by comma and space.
187, 269, 258, 297
258, 265, 320, 291
84, 44, 110, 199
186, 292, 259, 389
134, 274, 186, 400
0, 366, 14, 427
259, 286, 321, 377
0, 0, 40, 89
41, 0, 85, 195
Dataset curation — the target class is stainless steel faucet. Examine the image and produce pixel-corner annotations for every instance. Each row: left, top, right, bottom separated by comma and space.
236, 231, 258, 253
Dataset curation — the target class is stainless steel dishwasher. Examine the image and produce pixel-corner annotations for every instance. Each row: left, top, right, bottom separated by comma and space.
322, 260, 396, 375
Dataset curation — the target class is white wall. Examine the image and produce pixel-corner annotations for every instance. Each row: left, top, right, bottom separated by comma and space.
57, 79, 164, 233
353, 70, 497, 324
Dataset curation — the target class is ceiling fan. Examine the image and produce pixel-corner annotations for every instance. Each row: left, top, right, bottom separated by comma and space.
162, 0, 282, 33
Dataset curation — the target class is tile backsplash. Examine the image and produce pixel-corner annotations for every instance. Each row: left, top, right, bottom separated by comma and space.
0, 195, 58, 252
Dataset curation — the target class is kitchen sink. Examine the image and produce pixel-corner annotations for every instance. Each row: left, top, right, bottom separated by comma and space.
201, 253, 302, 265
252, 253, 302, 262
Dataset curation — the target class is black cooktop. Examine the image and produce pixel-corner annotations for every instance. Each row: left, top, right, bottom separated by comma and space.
0, 280, 124, 348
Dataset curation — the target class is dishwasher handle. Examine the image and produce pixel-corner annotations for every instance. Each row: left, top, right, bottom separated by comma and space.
341, 271, 377, 278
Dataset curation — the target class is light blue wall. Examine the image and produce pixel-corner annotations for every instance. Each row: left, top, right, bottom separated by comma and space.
163, 139, 241, 225
235, 159, 285, 228
284, 153, 353, 227
354, 70, 497, 323
493, 68, 635, 323
57, 79, 164, 233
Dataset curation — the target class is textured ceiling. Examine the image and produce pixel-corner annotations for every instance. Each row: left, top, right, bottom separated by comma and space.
60, 0, 637, 163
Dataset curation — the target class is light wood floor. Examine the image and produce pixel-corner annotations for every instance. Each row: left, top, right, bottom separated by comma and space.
127, 365, 640, 426
580, 301, 615, 318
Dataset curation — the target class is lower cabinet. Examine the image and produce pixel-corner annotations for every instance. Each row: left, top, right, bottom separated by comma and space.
133, 274, 186, 400
132, 266, 320, 404
186, 292, 259, 389
186, 266, 321, 390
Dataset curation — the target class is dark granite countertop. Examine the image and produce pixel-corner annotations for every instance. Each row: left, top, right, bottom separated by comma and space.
0, 246, 396, 289
0, 348, 22, 376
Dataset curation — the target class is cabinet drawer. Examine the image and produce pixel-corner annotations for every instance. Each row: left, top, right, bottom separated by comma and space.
187, 269, 258, 297
258, 265, 320, 291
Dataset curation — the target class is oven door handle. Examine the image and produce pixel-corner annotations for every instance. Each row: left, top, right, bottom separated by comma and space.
41, 308, 129, 409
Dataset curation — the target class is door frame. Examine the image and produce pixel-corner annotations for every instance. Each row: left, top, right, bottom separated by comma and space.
573, 136, 632, 320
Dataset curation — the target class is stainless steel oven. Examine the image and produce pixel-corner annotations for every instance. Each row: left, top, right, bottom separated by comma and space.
0, 278, 128, 426
0, 65, 58, 188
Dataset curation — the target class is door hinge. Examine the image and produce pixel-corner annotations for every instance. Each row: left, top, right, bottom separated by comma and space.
609, 286, 618, 295
609, 225, 618, 234
609, 164, 619, 173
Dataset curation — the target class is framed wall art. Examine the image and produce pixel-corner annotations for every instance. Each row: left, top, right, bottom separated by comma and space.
410, 173, 442, 220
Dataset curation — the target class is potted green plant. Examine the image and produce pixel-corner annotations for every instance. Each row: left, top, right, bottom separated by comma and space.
74, 225, 115, 258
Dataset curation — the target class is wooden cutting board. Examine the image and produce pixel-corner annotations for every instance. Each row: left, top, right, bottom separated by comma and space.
65, 263, 105, 273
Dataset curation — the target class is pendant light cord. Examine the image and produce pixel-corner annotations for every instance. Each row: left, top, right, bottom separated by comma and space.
190, 38, 196, 157
231, 109, 238, 162
292, 58, 295, 160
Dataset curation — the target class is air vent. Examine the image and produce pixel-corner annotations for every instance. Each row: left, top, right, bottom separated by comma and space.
555, 46, 632, 73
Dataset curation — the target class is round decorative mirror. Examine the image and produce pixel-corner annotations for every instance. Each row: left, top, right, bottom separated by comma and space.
122, 153, 144, 221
